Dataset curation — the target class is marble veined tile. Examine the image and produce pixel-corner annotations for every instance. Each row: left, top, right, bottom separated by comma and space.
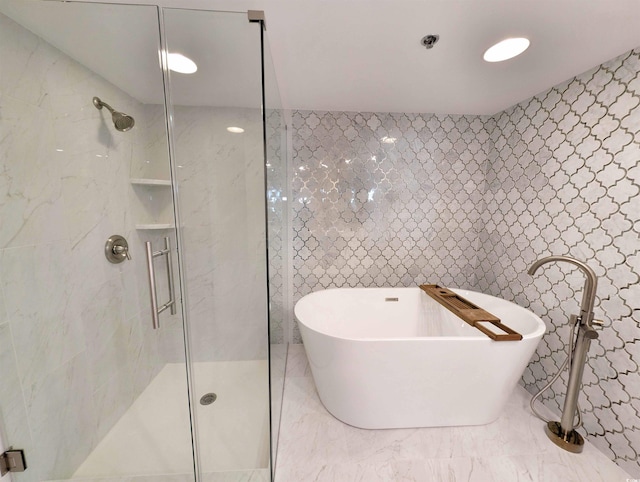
279, 374, 326, 417
342, 425, 429, 466
277, 375, 350, 470
285, 343, 311, 377
46, 476, 193, 482
562, 442, 633, 480
0, 322, 43, 482
201, 469, 270, 482
275, 343, 633, 481
0, 274, 7, 326
277, 410, 351, 471
276, 461, 394, 482
0, 13, 55, 107
23, 352, 97, 481
0, 243, 85, 388
80, 276, 128, 389
0, 95, 67, 249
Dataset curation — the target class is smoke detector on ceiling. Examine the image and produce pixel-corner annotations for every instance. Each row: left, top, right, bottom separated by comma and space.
420, 34, 440, 49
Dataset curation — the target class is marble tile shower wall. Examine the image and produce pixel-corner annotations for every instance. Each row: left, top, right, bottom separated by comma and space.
476, 48, 640, 476
171, 106, 269, 362
291, 111, 492, 342
0, 13, 171, 481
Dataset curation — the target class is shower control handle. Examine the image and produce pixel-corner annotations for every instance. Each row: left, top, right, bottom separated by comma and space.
113, 244, 132, 260
105, 235, 131, 264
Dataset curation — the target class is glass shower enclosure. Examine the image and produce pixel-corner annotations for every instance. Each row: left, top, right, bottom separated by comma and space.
0, 1, 286, 481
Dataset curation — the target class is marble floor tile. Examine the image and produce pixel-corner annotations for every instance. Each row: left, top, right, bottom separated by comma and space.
284, 343, 312, 378
47, 476, 193, 482
275, 344, 632, 482
277, 409, 351, 470
201, 469, 270, 482
342, 425, 428, 465
276, 461, 394, 482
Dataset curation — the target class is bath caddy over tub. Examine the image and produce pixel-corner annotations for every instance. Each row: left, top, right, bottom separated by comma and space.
419, 284, 522, 341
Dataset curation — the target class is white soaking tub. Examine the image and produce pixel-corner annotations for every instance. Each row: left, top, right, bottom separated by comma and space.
294, 287, 545, 429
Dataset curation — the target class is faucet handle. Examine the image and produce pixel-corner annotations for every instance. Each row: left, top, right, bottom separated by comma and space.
591, 319, 605, 327
113, 244, 132, 260
105, 235, 131, 263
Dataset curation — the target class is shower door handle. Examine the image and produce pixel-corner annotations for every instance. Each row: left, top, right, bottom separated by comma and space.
144, 236, 177, 329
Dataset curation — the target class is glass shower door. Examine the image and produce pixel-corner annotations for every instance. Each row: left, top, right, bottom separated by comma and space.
0, 1, 196, 480
161, 8, 272, 480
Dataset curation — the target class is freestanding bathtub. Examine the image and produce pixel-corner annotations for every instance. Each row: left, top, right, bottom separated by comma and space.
294, 287, 546, 429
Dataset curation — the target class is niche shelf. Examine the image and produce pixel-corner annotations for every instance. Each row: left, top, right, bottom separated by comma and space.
135, 223, 175, 230
130, 178, 171, 186
131, 178, 174, 229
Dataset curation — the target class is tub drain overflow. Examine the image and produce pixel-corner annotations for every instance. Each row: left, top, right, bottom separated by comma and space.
200, 393, 217, 405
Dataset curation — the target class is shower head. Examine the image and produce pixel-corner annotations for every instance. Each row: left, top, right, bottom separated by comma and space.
93, 96, 135, 132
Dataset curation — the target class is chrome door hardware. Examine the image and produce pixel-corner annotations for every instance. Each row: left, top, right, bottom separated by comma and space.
105, 235, 131, 264
145, 236, 177, 329
1, 448, 27, 475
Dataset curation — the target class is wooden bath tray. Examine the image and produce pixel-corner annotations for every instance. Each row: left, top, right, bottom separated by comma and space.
419, 285, 522, 341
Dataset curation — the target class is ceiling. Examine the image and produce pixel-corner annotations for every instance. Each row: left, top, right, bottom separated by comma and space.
0, 0, 264, 108
264, 0, 640, 114
2, 0, 640, 115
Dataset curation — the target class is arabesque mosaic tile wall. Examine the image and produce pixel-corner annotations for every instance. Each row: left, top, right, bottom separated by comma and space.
266, 109, 287, 345
477, 48, 640, 476
291, 111, 492, 342
290, 48, 640, 475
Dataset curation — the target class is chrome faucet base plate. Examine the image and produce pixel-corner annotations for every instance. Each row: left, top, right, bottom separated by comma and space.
544, 421, 584, 453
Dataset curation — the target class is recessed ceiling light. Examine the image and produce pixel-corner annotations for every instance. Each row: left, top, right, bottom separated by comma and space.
483, 37, 530, 62
227, 126, 244, 133
167, 53, 197, 74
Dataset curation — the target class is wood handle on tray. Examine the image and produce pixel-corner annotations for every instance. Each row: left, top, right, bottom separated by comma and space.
419, 285, 522, 341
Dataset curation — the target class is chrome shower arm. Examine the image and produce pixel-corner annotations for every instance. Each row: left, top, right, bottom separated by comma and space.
93, 96, 115, 113
92, 96, 135, 131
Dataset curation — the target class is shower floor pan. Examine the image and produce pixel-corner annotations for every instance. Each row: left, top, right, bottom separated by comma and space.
71, 360, 270, 479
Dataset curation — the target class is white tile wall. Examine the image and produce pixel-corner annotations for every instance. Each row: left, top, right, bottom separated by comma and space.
0, 11, 177, 481
169, 106, 269, 363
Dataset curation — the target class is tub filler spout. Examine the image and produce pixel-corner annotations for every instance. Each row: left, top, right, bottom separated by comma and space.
528, 255, 600, 453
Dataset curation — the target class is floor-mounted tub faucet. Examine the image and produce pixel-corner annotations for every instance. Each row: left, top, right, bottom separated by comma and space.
528, 255, 601, 453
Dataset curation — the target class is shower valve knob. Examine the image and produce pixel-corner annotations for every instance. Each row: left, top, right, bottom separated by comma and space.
105, 235, 131, 264
113, 244, 132, 260
591, 319, 605, 327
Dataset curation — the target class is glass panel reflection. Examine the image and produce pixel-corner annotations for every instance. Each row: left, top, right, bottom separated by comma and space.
161, 8, 271, 480
0, 1, 194, 480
